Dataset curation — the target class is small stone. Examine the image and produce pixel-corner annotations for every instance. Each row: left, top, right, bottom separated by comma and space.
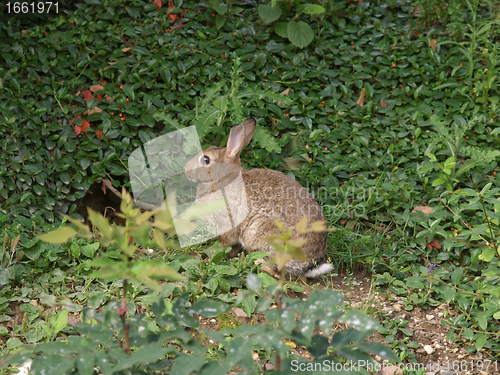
457, 354, 465, 359
378, 365, 403, 375
233, 307, 248, 318
423, 345, 435, 354
426, 314, 434, 321
393, 303, 401, 310
264, 362, 274, 371
210, 319, 217, 323
252, 352, 259, 361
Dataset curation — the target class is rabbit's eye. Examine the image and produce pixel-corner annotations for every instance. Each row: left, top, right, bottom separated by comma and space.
201, 155, 210, 165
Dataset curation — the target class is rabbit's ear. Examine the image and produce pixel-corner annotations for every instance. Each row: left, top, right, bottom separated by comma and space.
226, 118, 256, 159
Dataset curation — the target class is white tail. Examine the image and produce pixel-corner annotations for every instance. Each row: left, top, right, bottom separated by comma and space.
303, 263, 335, 278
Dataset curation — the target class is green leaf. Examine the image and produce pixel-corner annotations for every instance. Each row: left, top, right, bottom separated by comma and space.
443, 156, 456, 173
75, 352, 94, 375
456, 158, 485, 177
246, 273, 263, 292
357, 342, 398, 362
215, 14, 226, 29
132, 46, 151, 56
241, 294, 257, 317
287, 21, 314, 48
224, 337, 253, 366
81, 242, 100, 258
121, 84, 135, 101
475, 333, 488, 351
87, 208, 113, 241
110, 344, 173, 373
38, 227, 76, 243
338, 310, 380, 332
192, 108, 222, 140
432, 177, 446, 186
451, 268, 463, 286
254, 53, 267, 69
258, 4, 282, 24
274, 22, 288, 38
31, 356, 75, 375
253, 125, 281, 153
479, 247, 496, 262
131, 261, 183, 281
188, 298, 230, 318
303, 4, 325, 14
80, 157, 91, 170
405, 275, 425, 289
170, 353, 206, 375
468, 223, 489, 239
417, 162, 436, 174
49, 309, 69, 336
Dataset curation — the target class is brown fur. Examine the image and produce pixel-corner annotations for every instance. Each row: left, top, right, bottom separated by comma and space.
184, 118, 330, 277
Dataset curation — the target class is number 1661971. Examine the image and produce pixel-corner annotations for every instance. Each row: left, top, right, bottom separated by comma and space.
5, 2, 59, 14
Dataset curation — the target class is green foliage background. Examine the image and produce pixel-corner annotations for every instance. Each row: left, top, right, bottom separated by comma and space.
2, 0, 500, 368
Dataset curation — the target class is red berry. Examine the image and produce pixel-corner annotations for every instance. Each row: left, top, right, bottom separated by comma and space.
126, 98, 130, 102
119, 113, 123, 117
392, 63, 396, 67
121, 117, 126, 121
466, 136, 470, 139
324, 147, 328, 150
120, 85, 123, 89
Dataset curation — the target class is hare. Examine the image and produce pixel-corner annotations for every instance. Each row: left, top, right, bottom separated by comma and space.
183, 118, 333, 278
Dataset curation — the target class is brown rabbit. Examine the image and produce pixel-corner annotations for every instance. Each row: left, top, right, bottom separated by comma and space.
184, 118, 333, 277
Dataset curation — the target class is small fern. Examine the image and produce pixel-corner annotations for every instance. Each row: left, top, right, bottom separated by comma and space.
187, 54, 292, 152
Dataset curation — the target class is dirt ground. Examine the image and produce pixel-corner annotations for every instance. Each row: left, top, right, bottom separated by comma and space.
196, 273, 494, 375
